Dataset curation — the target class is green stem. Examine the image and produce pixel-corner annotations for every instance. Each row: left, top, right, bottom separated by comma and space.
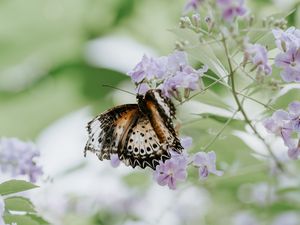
221, 36, 284, 171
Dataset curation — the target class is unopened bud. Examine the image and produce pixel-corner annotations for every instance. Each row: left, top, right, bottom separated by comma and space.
172, 89, 182, 102
248, 15, 254, 27
184, 88, 191, 99
281, 40, 287, 52
192, 13, 201, 27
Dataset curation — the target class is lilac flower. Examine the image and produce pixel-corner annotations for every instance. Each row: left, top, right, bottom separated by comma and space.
0, 138, 43, 182
127, 51, 208, 99
245, 43, 272, 75
110, 154, 121, 168
273, 27, 300, 52
127, 55, 163, 83
184, 0, 203, 13
180, 136, 193, 149
193, 151, 223, 179
273, 27, 300, 82
162, 65, 207, 98
136, 83, 150, 95
288, 101, 300, 132
217, 0, 247, 21
153, 151, 188, 190
274, 45, 300, 82
263, 110, 293, 148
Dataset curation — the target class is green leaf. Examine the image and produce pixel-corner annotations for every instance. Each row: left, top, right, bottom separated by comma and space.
277, 187, 300, 195
27, 214, 50, 225
5, 196, 36, 213
0, 180, 38, 196
194, 113, 245, 130
4, 215, 39, 225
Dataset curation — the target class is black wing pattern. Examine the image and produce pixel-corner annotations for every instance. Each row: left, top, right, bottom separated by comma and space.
84, 89, 183, 169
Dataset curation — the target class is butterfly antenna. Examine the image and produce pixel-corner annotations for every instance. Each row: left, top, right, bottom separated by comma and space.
102, 84, 135, 96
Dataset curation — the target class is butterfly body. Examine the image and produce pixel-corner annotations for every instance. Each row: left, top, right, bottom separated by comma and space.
84, 89, 183, 169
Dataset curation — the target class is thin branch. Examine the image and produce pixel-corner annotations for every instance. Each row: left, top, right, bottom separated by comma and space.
221, 35, 284, 171
203, 110, 238, 151
176, 74, 230, 106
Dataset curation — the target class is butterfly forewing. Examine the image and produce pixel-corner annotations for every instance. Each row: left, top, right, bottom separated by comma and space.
142, 90, 183, 154
84, 104, 139, 160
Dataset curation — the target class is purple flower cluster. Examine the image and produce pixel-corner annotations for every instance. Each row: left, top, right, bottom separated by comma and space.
127, 51, 208, 99
273, 27, 300, 82
217, 0, 247, 21
153, 137, 223, 189
263, 101, 300, 159
244, 43, 272, 75
0, 138, 43, 182
193, 151, 224, 179
153, 150, 189, 190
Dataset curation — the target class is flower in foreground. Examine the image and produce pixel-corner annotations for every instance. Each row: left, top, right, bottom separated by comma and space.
274, 45, 300, 82
153, 151, 188, 190
263, 110, 293, 148
110, 154, 121, 168
263, 102, 300, 160
0, 138, 43, 182
245, 43, 272, 75
193, 151, 223, 179
288, 101, 300, 132
273, 27, 300, 82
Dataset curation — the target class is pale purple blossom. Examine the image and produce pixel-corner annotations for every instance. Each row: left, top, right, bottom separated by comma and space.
273, 27, 300, 82
245, 43, 272, 75
110, 154, 121, 168
0, 138, 43, 182
288, 101, 300, 132
180, 136, 193, 149
274, 45, 300, 82
263, 105, 300, 160
162, 65, 207, 97
217, 0, 247, 21
127, 51, 208, 99
263, 110, 293, 148
153, 151, 188, 190
127, 55, 162, 83
193, 151, 223, 179
136, 83, 150, 95
273, 27, 300, 51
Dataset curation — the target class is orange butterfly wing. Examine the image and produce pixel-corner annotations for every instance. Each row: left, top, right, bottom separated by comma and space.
84, 90, 183, 169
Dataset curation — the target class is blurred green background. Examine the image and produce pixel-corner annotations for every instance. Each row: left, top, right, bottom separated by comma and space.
1, 0, 300, 225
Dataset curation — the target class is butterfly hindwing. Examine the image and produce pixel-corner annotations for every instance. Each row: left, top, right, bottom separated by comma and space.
120, 115, 171, 169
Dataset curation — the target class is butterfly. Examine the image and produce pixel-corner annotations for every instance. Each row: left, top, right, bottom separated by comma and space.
84, 89, 183, 169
